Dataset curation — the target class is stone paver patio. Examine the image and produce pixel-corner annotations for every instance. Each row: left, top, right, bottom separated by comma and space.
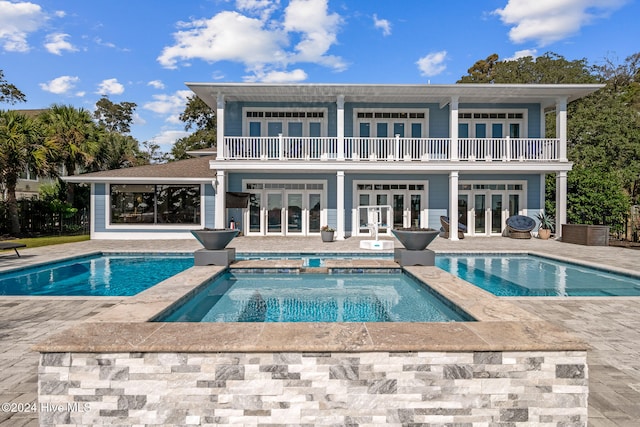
1, 236, 639, 426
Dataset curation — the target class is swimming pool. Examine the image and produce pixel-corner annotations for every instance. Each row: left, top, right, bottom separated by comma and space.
436, 254, 640, 296
238, 252, 393, 267
158, 271, 472, 322
0, 254, 193, 296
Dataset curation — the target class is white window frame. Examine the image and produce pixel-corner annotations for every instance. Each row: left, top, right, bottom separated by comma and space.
243, 107, 329, 137
458, 179, 527, 236
242, 179, 328, 236
353, 108, 429, 138
458, 109, 528, 138
351, 179, 429, 236
105, 183, 206, 230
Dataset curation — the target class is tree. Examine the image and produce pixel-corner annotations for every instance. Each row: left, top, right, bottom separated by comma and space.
567, 166, 630, 233
170, 95, 216, 161
89, 132, 143, 171
0, 70, 26, 105
93, 96, 137, 134
458, 52, 597, 84
0, 111, 51, 234
39, 105, 99, 204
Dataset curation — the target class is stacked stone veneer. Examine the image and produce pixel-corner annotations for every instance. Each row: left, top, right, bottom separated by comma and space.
39, 350, 587, 426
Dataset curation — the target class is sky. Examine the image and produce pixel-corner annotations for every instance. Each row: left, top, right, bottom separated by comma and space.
1, 0, 638, 155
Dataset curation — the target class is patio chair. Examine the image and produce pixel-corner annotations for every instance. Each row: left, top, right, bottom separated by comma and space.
439, 216, 466, 239
0, 241, 26, 257
506, 215, 536, 239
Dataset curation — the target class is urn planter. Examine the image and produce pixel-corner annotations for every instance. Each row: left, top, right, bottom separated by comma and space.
391, 229, 439, 251
321, 230, 335, 242
191, 229, 239, 250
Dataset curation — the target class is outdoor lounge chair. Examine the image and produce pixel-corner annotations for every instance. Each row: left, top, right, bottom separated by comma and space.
506, 215, 536, 239
0, 242, 26, 257
440, 216, 466, 239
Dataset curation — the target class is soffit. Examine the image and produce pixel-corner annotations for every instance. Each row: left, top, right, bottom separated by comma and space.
186, 83, 604, 109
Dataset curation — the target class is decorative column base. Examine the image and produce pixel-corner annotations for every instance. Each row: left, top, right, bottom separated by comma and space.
394, 248, 435, 266
194, 248, 236, 266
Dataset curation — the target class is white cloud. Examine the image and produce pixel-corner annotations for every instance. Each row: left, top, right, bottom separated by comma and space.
236, 0, 279, 20
147, 80, 166, 90
416, 51, 447, 77
149, 129, 191, 153
44, 32, 77, 55
143, 90, 192, 116
494, 0, 628, 46
39, 75, 79, 94
373, 14, 391, 36
244, 68, 308, 83
0, 0, 47, 52
158, 11, 287, 69
283, 0, 345, 70
96, 78, 124, 95
505, 49, 538, 61
158, 0, 345, 80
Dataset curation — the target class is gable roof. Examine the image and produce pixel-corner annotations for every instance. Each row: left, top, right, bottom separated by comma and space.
64, 155, 215, 183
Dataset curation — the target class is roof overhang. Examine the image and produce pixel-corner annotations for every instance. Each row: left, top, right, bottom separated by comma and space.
186, 83, 605, 110
62, 176, 213, 184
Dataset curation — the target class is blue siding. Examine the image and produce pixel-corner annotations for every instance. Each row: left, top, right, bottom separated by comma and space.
458, 103, 541, 138
427, 175, 449, 229
226, 102, 338, 137
205, 184, 216, 228
94, 183, 107, 232
225, 101, 542, 139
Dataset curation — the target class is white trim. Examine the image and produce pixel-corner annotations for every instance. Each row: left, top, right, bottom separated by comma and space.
210, 160, 572, 173
458, 179, 528, 236
351, 179, 429, 236
104, 183, 205, 231
90, 183, 96, 239
92, 231, 199, 240
458, 108, 528, 138
241, 178, 328, 237
353, 107, 429, 138
242, 106, 329, 137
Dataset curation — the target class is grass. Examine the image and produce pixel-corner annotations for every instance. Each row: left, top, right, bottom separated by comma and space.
7, 234, 90, 249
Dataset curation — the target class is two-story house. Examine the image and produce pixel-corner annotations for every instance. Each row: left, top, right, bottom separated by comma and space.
66, 83, 602, 240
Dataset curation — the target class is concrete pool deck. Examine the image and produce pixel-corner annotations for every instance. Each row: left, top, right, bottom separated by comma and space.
1, 236, 639, 425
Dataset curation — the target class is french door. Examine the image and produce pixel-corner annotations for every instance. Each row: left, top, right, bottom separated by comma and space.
245, 182, 325, 236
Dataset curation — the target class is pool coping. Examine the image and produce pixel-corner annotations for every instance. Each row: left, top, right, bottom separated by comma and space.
33, 260, 587, 354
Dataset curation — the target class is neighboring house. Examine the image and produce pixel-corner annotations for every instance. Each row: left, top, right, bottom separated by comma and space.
65, 83, 603, 240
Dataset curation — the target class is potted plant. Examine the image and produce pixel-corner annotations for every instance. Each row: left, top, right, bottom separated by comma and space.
320, 225, 335, 242
536, 212, 554, 240
391, 227, 439, 250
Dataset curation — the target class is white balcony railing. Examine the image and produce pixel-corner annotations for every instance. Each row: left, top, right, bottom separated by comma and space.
221, 135, 560, 162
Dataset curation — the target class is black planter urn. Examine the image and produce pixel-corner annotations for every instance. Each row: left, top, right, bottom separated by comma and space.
191, 229, 239, 250
391, 229, 439, 251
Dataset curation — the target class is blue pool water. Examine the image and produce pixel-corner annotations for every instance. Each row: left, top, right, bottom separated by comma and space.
436, 255, 640, 297
238, 252, 393, 267
0, 254, 193, 296
158, 271, 472, 322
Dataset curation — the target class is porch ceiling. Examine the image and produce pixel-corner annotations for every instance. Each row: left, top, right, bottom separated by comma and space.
186, 83, 604, 109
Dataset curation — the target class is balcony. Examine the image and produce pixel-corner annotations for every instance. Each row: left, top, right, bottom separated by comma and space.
220, 136, 561, 162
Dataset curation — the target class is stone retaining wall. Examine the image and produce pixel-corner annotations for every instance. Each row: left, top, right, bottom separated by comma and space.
39, 350, 587, 426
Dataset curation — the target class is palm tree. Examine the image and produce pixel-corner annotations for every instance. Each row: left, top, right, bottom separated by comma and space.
89, 132, 143, 171
39, 104, 99, 203
0, 110, 51, 234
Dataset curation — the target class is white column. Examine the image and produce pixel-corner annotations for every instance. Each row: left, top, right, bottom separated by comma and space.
449, 96, 459, 161
215, 170, 226, 229
540, 173, 546, 214
336, 171, 345, 240
555, 171, 567, 239
337, 95, 345, 160
556, 97, 567, 162
449, 171, 459, 241
216, 93, 225, 160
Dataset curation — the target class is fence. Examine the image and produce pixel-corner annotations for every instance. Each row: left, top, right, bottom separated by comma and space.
0, 199, 89, 236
